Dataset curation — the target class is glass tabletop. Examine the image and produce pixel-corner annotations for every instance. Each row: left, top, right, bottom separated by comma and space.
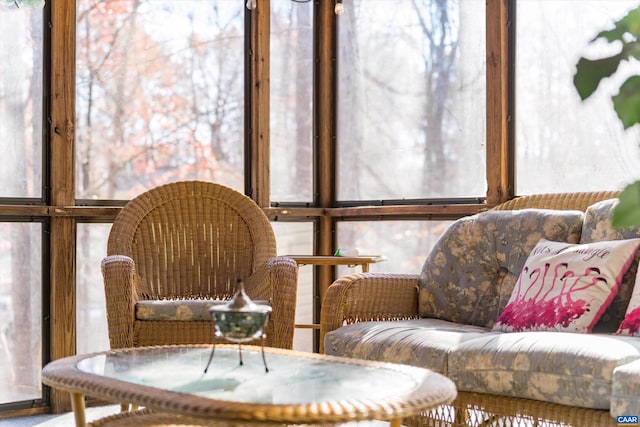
42, 344, 457, 425
76, 346, 420, 405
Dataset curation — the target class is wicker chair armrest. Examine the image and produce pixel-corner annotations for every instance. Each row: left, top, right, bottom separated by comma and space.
319, 273, 420, 353
101, 255, 139, 349
245, 256, 299, 349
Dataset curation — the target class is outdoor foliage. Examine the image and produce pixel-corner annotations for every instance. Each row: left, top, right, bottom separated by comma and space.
75, 0, 246, 199
0, 0, 44, 8
574, 4, 640, 227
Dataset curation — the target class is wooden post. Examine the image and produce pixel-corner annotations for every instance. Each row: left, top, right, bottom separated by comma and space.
49, 0, 76, 413
248, 0, 271, 207
315, 0, 337, 352
485, 0, 513, 204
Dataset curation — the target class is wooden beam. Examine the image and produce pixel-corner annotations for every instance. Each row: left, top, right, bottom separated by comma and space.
0, 205, 49, 216
248, 0, 271, 207
263, 207, 325, 219
49, 0, 76, 413
1, 201, 493, 223
47, 206, 120, 219
0, 205, 120, 219
0, 201, 493, 222
485, 0, 513, 204
315, 0, 336, 215
326, 204, 493, 218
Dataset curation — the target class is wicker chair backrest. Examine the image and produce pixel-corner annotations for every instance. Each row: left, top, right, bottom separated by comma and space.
107, 181, 276, 299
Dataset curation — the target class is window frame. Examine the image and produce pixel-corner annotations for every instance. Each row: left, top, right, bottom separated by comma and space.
0, 0, 513, 414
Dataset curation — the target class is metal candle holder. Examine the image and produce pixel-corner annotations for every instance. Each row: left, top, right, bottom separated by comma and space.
204, 278, 272, 373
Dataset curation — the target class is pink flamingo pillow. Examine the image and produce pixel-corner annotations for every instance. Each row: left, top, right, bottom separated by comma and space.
618, 273, 640, 336
494, 238, 640, 333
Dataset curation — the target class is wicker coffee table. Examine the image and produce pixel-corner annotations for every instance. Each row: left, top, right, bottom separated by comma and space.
41, 344, 456, 427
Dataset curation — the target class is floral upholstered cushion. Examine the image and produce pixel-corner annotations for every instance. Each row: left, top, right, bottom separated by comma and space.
580, 198, 640, 332
612, 358, 640, 417
418, 209, 584, 328
493, 238, 640, 333
136, 299, 228, 321
448, 331, 640, 410
323, 318, 495, 375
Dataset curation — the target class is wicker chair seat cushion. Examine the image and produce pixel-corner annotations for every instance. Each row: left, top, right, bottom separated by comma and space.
418, 209, 584, 327
136, 299, 272, 322
136, 299, 224, 321
449, 331, 640, 410
612, 358, 640, 417
323, 318, 495, 375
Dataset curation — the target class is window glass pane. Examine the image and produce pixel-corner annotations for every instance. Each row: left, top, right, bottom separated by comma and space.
337, 0, 486, 200
0, 223, 42, 404
270, 0, 313, 203
76, 221, 315, 354
0, 7, 43, 198
336, 220, 452, 276
76, 224, 110, 355
516, 0, 640, 194
75, 0, 245, 200
272, 221, 313, 352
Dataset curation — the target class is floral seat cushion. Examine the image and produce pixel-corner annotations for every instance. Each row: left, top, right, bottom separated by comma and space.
324, 318, 495, 375
136, 299, 226, 321
324, 316, 640, 411
449, 331, 640, 409
612, 358, 640, 417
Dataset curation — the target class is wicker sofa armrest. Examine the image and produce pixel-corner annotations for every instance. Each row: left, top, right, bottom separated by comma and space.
491, 191, 619, 211
101, 255, 139, 349
245, 256, 299, 349
319, 273, 420, 353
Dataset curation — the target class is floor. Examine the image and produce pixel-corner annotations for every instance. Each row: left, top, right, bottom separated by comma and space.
0, 405, 120, 427
0, 408, 397, 427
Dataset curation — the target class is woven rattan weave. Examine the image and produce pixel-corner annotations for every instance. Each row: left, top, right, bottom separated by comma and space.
101, 181, 298, 350
42, 344, 456, 427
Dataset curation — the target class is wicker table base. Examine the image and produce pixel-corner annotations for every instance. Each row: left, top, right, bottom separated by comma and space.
88, 408, 223, 426
89, 408, 401, 427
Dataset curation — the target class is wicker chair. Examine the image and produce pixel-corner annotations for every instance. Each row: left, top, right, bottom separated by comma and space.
101, 181, 298, 350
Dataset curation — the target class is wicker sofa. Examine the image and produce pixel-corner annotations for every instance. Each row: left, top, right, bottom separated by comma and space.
320, 192, 640, 427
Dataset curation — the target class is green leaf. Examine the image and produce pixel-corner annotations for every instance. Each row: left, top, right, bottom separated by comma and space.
612, 181, 640, 229
595, 6, 640, 42
576, 6, 640, 101
613, 76, 640, 129
629, 43, 640, 61
618, 6, 640, 38
573, 55, 624, 100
